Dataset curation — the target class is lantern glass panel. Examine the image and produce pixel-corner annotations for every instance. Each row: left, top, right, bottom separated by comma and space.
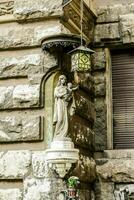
71, 51, 91, 72
79, 52, 91, 71
71, 53, 79, 71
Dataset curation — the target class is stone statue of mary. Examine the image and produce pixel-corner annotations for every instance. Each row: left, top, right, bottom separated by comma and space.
53, 75, 76, 139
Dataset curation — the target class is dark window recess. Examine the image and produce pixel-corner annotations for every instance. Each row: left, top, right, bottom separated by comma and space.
112, 49, 134, 149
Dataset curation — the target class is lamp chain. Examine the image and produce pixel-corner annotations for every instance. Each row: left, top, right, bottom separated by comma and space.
80, 0, 84, 46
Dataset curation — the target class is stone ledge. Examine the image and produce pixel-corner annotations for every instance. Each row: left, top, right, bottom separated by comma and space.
102, 150, 134, 160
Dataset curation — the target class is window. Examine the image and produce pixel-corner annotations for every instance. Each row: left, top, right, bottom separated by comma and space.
112, 49, 134, 149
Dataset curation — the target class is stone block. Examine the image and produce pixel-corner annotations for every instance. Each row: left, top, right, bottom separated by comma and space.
0, 189, 22, 200
14, 0, 63, 21
0, 84, 40, 109
69, 115, 94, 149
0, 151, 31, 179
74, 91, 95, 122
92, 49, 106, 70
0, 86, 14, 108
95, 181, 114, 200
94, 73, 105, 85
96, 158, 134, 182
0, 116, 42, 142
95, 83, 106, 97
94, 23, 120, 43
94, 73, 106, 97
0, 21, 68, 49
120, 14, 134, 44
13, 84, 40, 108
95, 97, 106, 112
0, 54, 44, 78
0, 1, 14, 16
32, 152, 47, 178
23, 177, 64, 200
97, 3, 134, 23
94, 99, 107, 151
74, 72, 94, 93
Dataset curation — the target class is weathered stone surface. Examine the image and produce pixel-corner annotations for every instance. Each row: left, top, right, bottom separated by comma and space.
0, 1, 14, 16
71, 154, 96, 183
0, 189, 22, 200
0, 86, 13, 108
0, 54, 44, 78
120, 14, 134, 44
95, 83, 106, 97
14, 0, 63, 21
13, 84, 40, 108
97, 3, 134, 23
32, 152, 46, 178
0, 84, 40, 109
96, 158, 134, 182
0, 116, 42, 142
75, 91, 95, 122
32, 152, 57, 179
94, 73, 105, 85
94, 23, 120, 43
92, 49, 106, 70
69, 115, 94, 149
94, 72, 106, 96
94, 98, 107, 151
79, 190, 91, 200
75, 72, 94, 93
0, 21, 69, 49
95, 181, 114, 200
0, 151, 31, 179
23, 177, 65, 200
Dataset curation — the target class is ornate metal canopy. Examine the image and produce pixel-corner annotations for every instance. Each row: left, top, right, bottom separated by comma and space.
41, 34, 85, 53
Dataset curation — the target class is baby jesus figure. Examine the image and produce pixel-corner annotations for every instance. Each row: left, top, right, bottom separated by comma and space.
65, 82, 79, 102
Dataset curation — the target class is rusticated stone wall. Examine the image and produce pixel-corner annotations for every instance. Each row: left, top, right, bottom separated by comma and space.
93, 1, 134, 151
0, 0, 96, 199
93, 1, 134, 200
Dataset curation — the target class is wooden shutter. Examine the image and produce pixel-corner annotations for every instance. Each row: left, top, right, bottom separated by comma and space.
112, 49, 134, 149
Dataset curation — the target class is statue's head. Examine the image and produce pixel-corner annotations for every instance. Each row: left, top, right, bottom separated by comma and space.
58, 75, 67, 85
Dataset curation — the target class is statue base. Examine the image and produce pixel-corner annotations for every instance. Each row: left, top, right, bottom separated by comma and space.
45, 137, 79, 178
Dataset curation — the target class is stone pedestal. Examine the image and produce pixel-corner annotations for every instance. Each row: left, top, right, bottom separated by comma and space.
45, 138, 79, 178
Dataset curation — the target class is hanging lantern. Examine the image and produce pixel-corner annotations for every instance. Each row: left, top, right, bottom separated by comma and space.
69, 45, 94, 72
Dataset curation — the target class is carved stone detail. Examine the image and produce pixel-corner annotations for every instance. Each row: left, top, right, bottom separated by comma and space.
63, 0, 96, 42
0, 1, 14, 16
